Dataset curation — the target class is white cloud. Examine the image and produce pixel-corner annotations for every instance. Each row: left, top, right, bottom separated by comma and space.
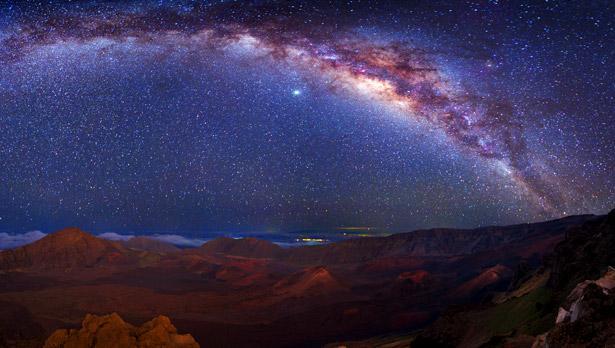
97, 232, 205, 247
150, 234, 207, 247
98, 232, 134, 241
0, 231, 47, 250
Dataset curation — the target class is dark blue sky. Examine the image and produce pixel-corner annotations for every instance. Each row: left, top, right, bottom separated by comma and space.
0, 1, 613, 235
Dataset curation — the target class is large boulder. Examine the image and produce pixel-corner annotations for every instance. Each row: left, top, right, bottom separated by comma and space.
44, 313, 199, 348
533, 267, 615, 347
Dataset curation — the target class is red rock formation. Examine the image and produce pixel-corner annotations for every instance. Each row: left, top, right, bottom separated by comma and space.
44, 313, 199, 348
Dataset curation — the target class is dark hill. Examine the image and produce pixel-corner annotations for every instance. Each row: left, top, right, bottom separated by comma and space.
121, 236, 180, 253
0, 227, 128, 271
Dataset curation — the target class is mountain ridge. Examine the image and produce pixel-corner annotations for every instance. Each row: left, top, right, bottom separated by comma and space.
0, 213, 600, 271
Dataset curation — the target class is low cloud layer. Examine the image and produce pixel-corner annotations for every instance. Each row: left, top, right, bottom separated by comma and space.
97, 232, 206, 247
97, 232, 135, 241
149, 234, 207, 247
0, 231, 47, 250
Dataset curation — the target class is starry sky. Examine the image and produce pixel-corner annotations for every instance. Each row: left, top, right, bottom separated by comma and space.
0, 0, 613, 236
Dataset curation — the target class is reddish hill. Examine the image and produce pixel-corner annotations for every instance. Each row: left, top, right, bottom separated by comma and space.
273, 266, 346, 297
122, 236, 180, 253
212, 257, 276, 287
451, 264, 513, 299
0, 228, 129, 271
199, 237, 284, 259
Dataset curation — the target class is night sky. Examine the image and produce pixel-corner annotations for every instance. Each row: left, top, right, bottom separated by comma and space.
0, 1, 613, 236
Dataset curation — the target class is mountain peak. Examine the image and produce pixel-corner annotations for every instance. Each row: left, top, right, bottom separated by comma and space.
43, 227, 98, 242
0, 227, 127, 271
274, 266, 346, 296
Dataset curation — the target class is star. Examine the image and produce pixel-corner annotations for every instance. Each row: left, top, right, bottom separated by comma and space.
0, 0, 611, 236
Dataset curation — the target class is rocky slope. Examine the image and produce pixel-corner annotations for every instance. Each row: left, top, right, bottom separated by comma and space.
548, 209, 615, 292
533, 267, 615, 347
44, 313, 199, 348
410, 209, 615, 348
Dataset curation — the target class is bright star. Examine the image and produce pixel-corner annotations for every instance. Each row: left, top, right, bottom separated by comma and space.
292, 89, 301, 96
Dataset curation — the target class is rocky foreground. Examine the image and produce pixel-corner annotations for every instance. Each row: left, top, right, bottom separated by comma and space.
533, 267, 615, 347
44, 313, 199, 348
